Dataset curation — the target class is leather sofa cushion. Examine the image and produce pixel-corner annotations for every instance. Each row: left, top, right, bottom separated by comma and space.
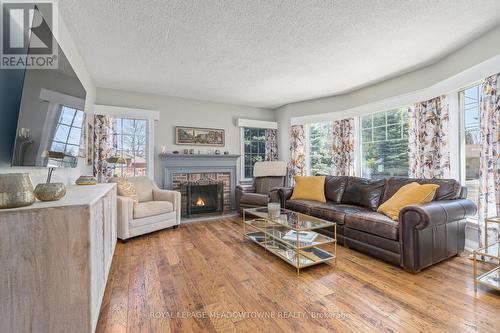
324, 176, 348, 203
310, 203, 371, 225
134, 201, 173, 219
341, 177, 386, 211
239, 192, 269, 206
285, 199, 319, 215
381, 177, 461, 203
345, 211, 399, 240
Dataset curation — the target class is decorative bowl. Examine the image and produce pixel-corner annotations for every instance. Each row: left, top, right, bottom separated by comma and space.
34, 183, 66, 201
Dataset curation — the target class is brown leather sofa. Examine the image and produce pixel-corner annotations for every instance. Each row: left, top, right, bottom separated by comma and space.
278, 176, 477, 273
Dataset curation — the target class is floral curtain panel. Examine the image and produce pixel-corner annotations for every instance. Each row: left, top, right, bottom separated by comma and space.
93, 115, 115, 182
331, 118, 355, 176
288, 124, 306, 185
478, 74, 500, 247
408, 95, 450, 179
265, 129, 278, 161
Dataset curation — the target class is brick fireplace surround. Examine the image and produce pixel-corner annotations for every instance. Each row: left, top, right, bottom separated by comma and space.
160, 154, 240, 213
172, 173, 230, 212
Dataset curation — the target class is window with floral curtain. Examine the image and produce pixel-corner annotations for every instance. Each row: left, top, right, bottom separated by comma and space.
331, 118, 355, 176
408, 95, 450, 179
288, 124, 305, 185
265, 128, 278, 161
93, 115, 115, 182
478, 74, 500, 247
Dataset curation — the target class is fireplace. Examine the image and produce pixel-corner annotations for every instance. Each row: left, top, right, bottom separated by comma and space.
181, 178, 223, 217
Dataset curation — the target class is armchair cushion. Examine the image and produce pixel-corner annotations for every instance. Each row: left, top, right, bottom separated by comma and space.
110, 177, 138, 202
129, 176, 154, 202
134, 201, 174, 219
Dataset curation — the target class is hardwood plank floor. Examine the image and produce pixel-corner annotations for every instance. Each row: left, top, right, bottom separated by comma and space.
96, 217, 500, 333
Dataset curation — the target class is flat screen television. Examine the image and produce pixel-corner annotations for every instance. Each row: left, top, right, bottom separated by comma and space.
4, 6, 87, 168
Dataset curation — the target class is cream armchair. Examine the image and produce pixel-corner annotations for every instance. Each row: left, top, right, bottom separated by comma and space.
116, 176, 181, 240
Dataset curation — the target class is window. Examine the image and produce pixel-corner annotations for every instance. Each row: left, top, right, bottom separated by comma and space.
361, 108, 409, 179
51, 106, 84, 158
460, 85, 481, 213
307, 122, 333, 175
242, 127, 266, 179
113, 118, 149, 177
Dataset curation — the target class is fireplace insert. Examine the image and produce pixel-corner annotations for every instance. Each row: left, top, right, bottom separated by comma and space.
181, 178, 223, 217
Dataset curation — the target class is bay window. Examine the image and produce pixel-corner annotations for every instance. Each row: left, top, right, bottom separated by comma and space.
307, 122, 333, 176
459, 84, 481, 216
360, 108, 409, 179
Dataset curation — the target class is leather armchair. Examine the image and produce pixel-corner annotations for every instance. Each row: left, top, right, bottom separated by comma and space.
117, 176, 181, 240
236, 161, 287, 212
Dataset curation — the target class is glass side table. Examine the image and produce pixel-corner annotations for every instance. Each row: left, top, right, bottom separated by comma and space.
483, 216, 500, 249
473, 241, 500, 294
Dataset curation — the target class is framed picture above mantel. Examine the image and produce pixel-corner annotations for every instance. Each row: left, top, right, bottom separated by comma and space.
175, 126, 225, 146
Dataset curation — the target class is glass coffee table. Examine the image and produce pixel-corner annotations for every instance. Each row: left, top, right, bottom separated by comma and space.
243, 207, 336, 275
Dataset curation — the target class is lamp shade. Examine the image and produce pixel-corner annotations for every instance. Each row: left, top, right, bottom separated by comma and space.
107, 156, 127, 165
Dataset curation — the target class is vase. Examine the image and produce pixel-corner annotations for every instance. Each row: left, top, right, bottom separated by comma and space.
0, 173, 36, 209
34, 182, 66, 201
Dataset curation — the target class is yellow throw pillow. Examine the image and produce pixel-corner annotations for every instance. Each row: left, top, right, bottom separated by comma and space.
377, 182, 439, 220
290, 176, 326, 203
110, 177, 139, 202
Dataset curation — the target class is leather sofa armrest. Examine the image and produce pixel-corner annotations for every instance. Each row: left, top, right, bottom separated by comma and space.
277, 187, 294, 206
399, 199, 477, 273
236, 184, 256, 193
400, 199, 477, 229
117, 195, 134, 240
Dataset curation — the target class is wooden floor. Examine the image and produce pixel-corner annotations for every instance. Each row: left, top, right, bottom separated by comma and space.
96, 217, 500, 333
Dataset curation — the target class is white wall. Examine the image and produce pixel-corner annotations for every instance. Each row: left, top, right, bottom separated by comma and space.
0, 5, 96, 185
276, 24, 500, 162
95, 88, 274, 186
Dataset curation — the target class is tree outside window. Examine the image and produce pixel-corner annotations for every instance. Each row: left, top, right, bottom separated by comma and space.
307, 122, 333, 175
243, 128, 266, 179
113, 118, 148, 177
361, 108, 409, 179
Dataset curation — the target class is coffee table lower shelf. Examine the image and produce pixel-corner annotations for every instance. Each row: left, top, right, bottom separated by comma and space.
245, 231, 335, 269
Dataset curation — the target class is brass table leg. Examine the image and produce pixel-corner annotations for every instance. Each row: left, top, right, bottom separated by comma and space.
473, 250, 477, 294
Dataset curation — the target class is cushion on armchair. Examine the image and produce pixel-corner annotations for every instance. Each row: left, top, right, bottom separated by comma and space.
128, 176, 154, 202
133, 201, 174, 219
109, 177, 138, 202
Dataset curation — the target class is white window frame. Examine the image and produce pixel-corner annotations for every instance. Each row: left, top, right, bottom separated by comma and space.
240, 127, 267, 182
94, 105, 159, 179
237, 118, 278, 182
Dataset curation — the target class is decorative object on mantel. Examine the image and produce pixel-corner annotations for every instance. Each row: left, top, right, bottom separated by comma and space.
173, 151, 179, 154
215, 150, 221, 155
183, 149, 189, 154
224, 151, 229, 155
0, 173, 36, 209
175, 126, 225, 146
34, 167, 66, 202
189, 149, 194, 154
75, 175, 97, 185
